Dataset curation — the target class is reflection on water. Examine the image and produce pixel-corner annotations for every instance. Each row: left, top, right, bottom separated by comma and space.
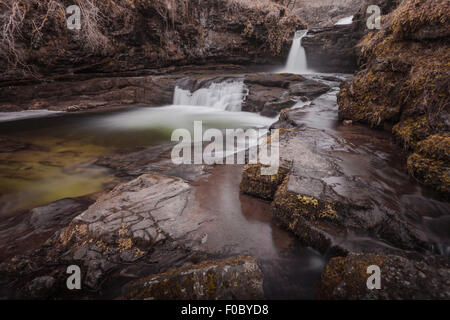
0, 106, 275, 215
186, 165, 326, 299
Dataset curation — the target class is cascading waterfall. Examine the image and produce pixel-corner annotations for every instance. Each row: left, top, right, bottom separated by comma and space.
173, 81, 248, 111
334, 15, 354, 25
284, 30, 309, 74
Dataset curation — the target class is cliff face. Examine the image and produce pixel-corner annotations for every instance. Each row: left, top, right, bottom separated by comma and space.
278, 0, 364, 27
0, 0, 304, 85
302, 25, 359, 73
338, 0, 449, 196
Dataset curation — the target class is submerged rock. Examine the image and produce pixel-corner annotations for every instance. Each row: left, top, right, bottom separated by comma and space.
317, 253, 450, 299
96, 144, 210, 181
121, 256, 264, 300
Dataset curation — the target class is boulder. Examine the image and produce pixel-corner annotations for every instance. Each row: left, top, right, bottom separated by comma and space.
317, 253, 450, 299
121, 256, 264, 300
242, 73, 330, 114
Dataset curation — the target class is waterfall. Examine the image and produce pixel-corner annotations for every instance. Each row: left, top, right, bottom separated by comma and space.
173, 80, 247, 111
335, 15, 354, 25
284, 30, 309, 74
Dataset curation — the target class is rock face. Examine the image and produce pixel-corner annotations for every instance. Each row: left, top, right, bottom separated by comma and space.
302, 25, 359, 73
277, 0, 364, 27
337, 0, 450, 196
121, 256, 264, 300
0, 67, 331, 114
0, 0, 304, 86
244, 73, 330, 116
317, 253, 450, 299
0, 66, 213, 112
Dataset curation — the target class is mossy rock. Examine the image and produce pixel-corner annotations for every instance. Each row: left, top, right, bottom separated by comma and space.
240, 164, 289, 200
407, 153, 449, 196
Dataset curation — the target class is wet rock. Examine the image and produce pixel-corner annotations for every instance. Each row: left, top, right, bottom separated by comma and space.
288, 79, 330, 97
317, 253, 450, 299
242, 73, 330, 114
244, 73, 304, 88
302, 25, 359, 73
121, 256, 264, 300
0, 173, 217, 293
240, 164, 289, 200
337, 0, 449, 194
0, 75, 177, 112
24, 276, 56, 299
29, 199, 92, 232
96, 144, 210, 181
0, 197, 93, 262
241, 104, 435, 256
261, 98, 297, 117
343, 120, 352, 126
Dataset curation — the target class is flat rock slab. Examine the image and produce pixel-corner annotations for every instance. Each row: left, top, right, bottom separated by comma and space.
55, 173, 213, 287
1, 173, 215, 294
96, 144, 210, 181
121, 256, 264, 300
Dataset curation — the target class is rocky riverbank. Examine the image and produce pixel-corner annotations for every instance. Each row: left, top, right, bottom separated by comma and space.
0, 0, 448, 301
239, 73, 450, 299
337, 0, 449, 196
0, 0, 304, 87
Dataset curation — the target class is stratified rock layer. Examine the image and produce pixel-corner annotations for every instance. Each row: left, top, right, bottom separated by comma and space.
0, 0, 304, 85
302, 25, 359, 73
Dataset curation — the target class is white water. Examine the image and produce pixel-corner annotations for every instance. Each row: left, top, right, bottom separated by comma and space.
173, 80, 247, 111
95, 105, 275, 133
283, 30, 309, 74
335, 15, 354, 25
0, 110, 62, 122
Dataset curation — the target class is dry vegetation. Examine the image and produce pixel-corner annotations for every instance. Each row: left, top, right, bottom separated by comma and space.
338, 0, 449, 195
0, 0, 302, 80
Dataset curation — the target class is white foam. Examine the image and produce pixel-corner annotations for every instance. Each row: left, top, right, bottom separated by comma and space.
173, 80, 247, 111
282, 30, 310, 74
335, 15, 354, 25
0, 110, 63, 122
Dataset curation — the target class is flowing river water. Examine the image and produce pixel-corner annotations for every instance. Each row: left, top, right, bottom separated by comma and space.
0, 32, 449, 299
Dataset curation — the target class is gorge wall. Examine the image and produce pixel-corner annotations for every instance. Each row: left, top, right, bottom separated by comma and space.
338, 0, 449, 196
0, 0, 304, 86
277, 0, 364, 27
